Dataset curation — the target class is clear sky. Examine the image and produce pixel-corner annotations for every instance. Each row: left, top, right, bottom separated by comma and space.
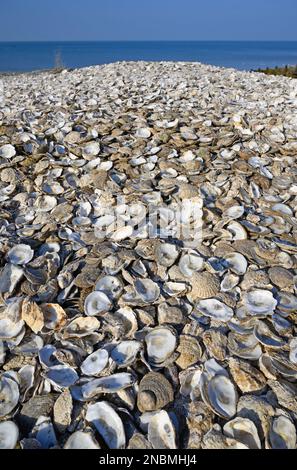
1, 0, 297, 42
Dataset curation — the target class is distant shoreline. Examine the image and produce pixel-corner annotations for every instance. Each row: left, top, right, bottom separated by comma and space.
1, 62, 296, 79
1, 41, 296, 73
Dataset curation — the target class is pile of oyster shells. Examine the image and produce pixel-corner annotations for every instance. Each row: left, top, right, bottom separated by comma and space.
0, 61, 297, 449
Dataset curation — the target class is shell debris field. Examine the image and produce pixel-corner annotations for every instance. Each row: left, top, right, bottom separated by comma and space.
0, 61, 297, 449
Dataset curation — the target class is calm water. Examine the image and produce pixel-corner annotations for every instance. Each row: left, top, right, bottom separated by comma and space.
0, 41, 296, 73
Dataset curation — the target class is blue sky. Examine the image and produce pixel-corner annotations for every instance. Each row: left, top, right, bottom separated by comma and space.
1, 0, 297, 41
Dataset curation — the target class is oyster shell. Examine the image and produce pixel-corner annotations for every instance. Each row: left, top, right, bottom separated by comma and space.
86, 401, 126, 449
145, 326, 176, 367
0, 421, 19, 449
137, 372, 174, 412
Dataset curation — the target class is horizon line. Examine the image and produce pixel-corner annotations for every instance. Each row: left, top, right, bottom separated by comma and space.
0, 39, 297, 43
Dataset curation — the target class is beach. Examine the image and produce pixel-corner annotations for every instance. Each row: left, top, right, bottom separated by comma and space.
0, 61, 297, 449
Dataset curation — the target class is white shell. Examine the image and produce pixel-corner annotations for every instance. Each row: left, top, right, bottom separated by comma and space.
277, 292, 297, 312
111, 341, 141, 367
269, 415, 296, 449
178, 251, 204, 277
84, 291, 112, 316
221, 273, 239, 292
38, 344, 59, 368
80, 349, 109, 376
82, 373, 133, 399
254, 321, 286, 348
0, 144, 16, 159
0, 421, 19, 449
224, 205, 245, 219
135, 128, 151, 138
244, 290, 277, 316
289, 338, 297, 364
0, 374, 19, 417
0, 264, 24, 294
227, 221, 247, 240
64, 431, 100, 449
46, 365, 79, 388
155, 243, 179, 267
145, 327, 176, 366
148, 410, 177, 449
201, 374, 237, 419
86, 401, 126, 449
110, 225, 133, 241
33, 416, 57, 449
95, 275, 123, 300
35, 195, 57, 212
134, 279, 160, 303
196, 298, 234, 322
224, 252, 247, 275
223, 417, 261, 449
7, 244, 34, 265
82, 142, 100, 158
0, 318, 24, 339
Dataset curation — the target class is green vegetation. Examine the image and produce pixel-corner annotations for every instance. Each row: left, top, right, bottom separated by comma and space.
253, 64, 297, 78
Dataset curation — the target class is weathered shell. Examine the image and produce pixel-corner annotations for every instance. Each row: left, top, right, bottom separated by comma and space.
196, 298, 234, 322
223, 417, 261, 449
243, 290, 277, 316
128, 433, 152, 449
201, 373, 238, 419
0, 317, 25, 340
137, 372, 174, 413
221, 273, 240, 292
229, 357, 266, 393
64, 431, 100, 449
46, 365, 79, 388
62, 316, 100, 338
81, 373, 134, 399
176, 335, 202, 369
40, 303, 67, 330
202, 329, 228, 361
224, 252, 248, 275
0, 264, 24, 294
21, 298, 44, 334
86, 401, 126, 449
269, 415, 296, 449
84, 291, 112, 316
228, 332, 262, 360
32, 416, 57, 449
110, 225, 133, 241
224, 205, 245, 219
80, 349, 109, 376
155, 243, 179, 267
178, 251, 204, 277
103, 306, 138, 339
0, 374, 20, 417
53, 389, 73, 433
289, 338, 297, 365
0, 144, 16, 159
135, 127, 151, 138
111, 341, 141, 367
187, 272, 220, 301
147, 410, 177, 449
7, 244, 34, 265
95, 275, 123, 300
268, 267, 294, 289
254, 321, 286, 348
145, 327, 176, 366
0, 421, 19, 449
134, 279, 160, 303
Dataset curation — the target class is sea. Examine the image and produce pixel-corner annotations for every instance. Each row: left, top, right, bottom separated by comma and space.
0, 41, 296, 73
